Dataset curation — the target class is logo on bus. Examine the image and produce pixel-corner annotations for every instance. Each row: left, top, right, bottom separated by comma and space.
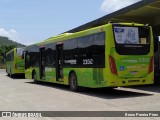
120, 66, 125, 71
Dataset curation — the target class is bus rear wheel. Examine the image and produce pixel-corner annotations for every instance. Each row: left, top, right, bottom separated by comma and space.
69, 72, 79, 92
10, 68, 13, 78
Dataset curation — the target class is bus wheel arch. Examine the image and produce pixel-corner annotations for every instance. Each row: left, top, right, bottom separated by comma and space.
69, 71, 79, 92
69, 70, 75, 78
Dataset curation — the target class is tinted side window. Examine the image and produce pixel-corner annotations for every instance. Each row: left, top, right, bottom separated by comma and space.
25, 45, 39, 68
6, 52, 13, 62
64, 39, 78, 66
30, 53, 39, 67
78, 35, 93, 66
62, 32, 105, 68
93, 32, 105, 55
45, 43, 55, 67
93, 32, 105, 67
25, 52, 30, 69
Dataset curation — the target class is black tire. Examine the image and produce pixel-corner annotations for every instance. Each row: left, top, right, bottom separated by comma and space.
6, 68, 9, 76
105, 87, 116, 91
69, 72, 79, 92
10, 68, 14, 78
6, 69, 10, 76
33, 72, 39, 84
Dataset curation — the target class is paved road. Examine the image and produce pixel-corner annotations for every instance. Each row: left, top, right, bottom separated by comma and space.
0, 69, 160, 120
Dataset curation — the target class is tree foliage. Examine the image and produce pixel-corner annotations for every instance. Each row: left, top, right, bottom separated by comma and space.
0, 36, 25, 47
0, 45, 17, 64
0, 36, 26, 64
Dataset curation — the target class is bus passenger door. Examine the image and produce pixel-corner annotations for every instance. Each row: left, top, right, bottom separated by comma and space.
40, 47, 45, 79
56, 43, 64, 82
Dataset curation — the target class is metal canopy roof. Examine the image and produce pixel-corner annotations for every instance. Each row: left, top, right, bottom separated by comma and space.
66, 0, 160, 36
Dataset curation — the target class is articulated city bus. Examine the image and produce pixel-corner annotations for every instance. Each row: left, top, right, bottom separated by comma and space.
25, 22, 154, 91
6, 47, 25, 77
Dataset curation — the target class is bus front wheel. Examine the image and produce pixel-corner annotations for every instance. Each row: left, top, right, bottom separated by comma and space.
6, 68, 10, 76
69, 72, 79, 92
33, 72, 38, 84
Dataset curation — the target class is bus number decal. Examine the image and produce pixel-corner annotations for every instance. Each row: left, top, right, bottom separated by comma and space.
139, 58, 150, 63
83, 59, 93, 65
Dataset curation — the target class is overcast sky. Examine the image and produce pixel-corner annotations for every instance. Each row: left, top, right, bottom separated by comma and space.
0, 0, 141, 45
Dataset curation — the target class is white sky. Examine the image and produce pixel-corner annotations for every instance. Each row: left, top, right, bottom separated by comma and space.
100, 0, 141, 14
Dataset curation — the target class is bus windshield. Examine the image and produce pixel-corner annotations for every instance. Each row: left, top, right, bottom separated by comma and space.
16, 48, 24, 56
113, 25, 150, 55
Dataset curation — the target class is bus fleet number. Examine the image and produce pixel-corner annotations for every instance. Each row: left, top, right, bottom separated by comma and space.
83, 59, 93, 65
139, 58, 150, 63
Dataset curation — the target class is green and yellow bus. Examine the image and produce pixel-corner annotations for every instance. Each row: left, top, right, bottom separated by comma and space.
25, 22, 154, 91
6, 47, 25, 77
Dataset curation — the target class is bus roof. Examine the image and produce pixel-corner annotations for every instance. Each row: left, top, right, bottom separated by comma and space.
45, 33, 73, 41
38, 22, 147, 46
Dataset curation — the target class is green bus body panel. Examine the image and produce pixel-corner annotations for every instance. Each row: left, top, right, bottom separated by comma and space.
6, 48, 25, 75
110, 48, 150, 78
25, 23, 154, 88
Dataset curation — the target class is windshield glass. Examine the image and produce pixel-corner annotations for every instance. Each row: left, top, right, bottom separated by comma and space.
114, 27, 149, 45
16, 48, 24, 56
113, 25, 150, 55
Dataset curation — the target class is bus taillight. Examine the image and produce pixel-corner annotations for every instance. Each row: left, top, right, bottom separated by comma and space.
148, 56, 154, 74
109, 55, 118, 75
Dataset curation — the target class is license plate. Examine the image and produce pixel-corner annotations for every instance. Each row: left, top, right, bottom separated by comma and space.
128, 80, 140, 83
130, 71, 138, 75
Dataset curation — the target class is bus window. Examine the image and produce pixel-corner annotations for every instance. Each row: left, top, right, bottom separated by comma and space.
64, 39, 78, 66
45, 48, 54, 67
93, 32, 105, 67
113, 25, 150, 55
16, 48, 24, 56
78, 35, 93, 66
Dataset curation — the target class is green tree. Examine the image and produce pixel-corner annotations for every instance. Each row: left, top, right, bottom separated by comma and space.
0, 45, 17, 64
